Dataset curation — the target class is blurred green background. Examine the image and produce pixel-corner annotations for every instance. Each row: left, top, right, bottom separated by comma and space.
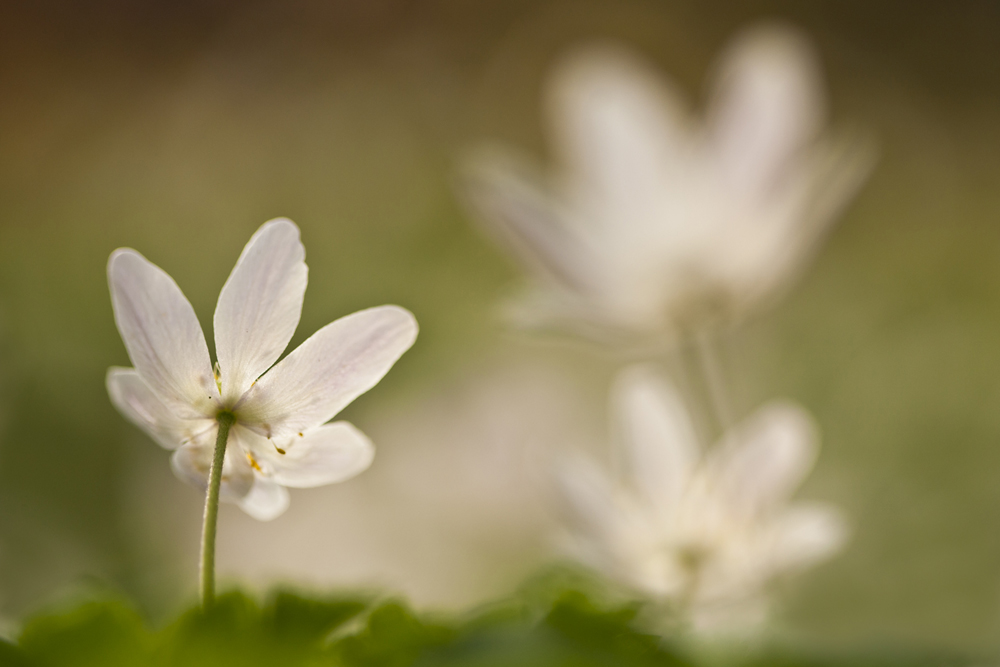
2, 0, 1000, 654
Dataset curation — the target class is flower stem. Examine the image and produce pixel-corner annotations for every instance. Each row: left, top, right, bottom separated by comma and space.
692, 329, 733, 434
200, 411, 235, 608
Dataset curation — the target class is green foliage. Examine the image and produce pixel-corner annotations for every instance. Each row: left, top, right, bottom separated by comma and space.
17, 598, 151, 667
11, 590, 368, 667
5, 581, 982, 667
412, 590, 691, 667
334, 601, 455, 667
155, 590, 371, 667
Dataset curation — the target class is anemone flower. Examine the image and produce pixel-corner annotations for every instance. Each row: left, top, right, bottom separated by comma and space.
462, 24, 871, 345
558, 366, 846, 631
106, 218, 417, 604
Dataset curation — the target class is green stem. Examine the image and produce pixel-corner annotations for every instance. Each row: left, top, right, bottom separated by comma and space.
200, 411, 235, 608
692, 329, 733, 435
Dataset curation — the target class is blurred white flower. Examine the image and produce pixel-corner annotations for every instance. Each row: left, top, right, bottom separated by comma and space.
559, 366, 847, 631
106, 218, 417, 520
462, 24, 872, 344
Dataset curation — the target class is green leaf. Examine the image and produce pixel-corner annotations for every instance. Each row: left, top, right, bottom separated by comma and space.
0, 638, 37, 667
153, 590, 270, 667
333, 601, 454, 667
152, 589, 368, 667
263, 589, 367, 646
17, 598, 152, 667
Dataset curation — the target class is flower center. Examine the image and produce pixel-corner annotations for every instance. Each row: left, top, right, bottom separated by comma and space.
215, 409, 237, 429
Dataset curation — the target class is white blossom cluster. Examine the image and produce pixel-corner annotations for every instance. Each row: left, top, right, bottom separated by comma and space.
461, 23, 869, 632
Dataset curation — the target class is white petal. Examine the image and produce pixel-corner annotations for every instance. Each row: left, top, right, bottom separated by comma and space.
548, 45, 690, 227
710, 401, 818, 516
107, 249, 218, 418
233, 422, 373, 488
747, 136, 875, 300
235, 305, 417, 440
170, 442, 254, 503
707, 24, 823, 197
613, 366, 698, 513
557, 457, 629, 545
106, 367, 216, 450
214, 219, 308, 403
795, 135, 875, 239
460, 149, 599, 293
237, 477, 290, 521
769, 503, 848, 572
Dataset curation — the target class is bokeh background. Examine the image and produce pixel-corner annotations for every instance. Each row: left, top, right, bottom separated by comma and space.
2, 0, 1000, 654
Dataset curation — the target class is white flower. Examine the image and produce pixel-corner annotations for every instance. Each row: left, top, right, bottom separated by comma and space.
558, 366, 847, 631
106, 218, 418, 521
461, 24, 872, 344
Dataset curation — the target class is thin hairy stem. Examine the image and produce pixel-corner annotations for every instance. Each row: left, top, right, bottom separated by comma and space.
200, 411, 235, 608
693, 329, 733, 434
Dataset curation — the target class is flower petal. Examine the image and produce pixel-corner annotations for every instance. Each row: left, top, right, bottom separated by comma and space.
214, 219, 308, 403
237, 477, 290, 521
557, 456, 668, 594
710, 401, 818, 517
613, 366, 698, 514
769, 503, 848, 572
233, 422, 374, 488
748, 135, 875, 298
557, 456, 625, 543
106, 367, 215, 450
236, 305, 417, 440
707, 24, 822, 197
548, 45, 690, 229
170, 442, 254, 502
460, 149, 599, 293
108, 249, 218, 418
